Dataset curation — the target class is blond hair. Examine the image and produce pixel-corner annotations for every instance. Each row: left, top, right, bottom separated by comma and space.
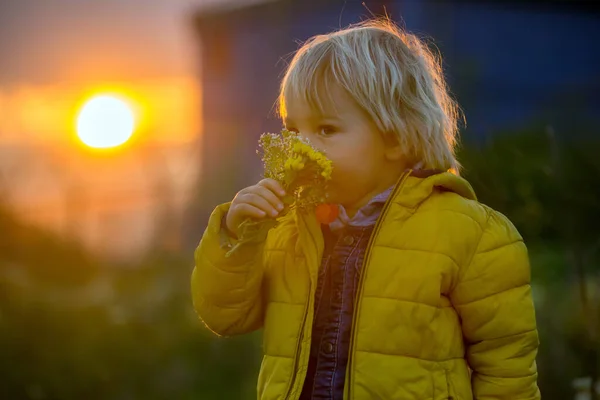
278, 18, 462, 173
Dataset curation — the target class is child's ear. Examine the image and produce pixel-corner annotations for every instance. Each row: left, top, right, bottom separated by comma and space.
383, 132, 403, 161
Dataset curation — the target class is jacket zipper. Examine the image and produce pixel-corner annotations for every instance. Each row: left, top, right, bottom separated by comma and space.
346, 170, 411, 399
445, 368, 454, 400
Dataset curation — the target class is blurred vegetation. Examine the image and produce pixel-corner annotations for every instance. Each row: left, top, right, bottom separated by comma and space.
1, 124, 599, 399
0, 205, 261, 400
460, 124, 600, 399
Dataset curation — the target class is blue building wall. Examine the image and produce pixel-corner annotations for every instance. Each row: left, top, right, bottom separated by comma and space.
435, 2, 600, 138
186, 0, 600, 245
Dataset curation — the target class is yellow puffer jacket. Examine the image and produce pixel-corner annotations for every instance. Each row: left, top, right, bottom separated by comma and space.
192, 171, 540, 400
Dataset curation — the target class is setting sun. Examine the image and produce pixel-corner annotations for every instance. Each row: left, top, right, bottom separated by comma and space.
77, 95, 135, 148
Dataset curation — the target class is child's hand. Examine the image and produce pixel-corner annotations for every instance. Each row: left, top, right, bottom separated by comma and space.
226, 179, 286, 238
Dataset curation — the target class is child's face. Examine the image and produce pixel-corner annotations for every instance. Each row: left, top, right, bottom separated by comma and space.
284, 85, 403, 215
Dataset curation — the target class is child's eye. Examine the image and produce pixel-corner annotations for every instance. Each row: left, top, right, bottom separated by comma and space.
318, 125, 337, 136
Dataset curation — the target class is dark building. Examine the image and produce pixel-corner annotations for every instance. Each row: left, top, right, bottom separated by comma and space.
185, 0, 600, 248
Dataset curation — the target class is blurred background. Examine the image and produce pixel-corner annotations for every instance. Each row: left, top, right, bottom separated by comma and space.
0, 0, 599, 399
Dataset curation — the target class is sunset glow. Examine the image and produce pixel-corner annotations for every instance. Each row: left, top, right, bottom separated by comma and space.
77, 95, 135, 148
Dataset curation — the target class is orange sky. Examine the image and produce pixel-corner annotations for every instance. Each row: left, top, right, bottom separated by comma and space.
0, 0, 197, 85
0, 0, 209, 145
0, 77, 201, 146
0, 0, 264, 85
0, 0, 241, 258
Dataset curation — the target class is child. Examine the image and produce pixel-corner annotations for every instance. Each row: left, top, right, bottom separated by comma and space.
192, 18, 540, 400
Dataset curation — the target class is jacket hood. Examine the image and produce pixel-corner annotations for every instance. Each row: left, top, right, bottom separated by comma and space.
393, 170, 477, 209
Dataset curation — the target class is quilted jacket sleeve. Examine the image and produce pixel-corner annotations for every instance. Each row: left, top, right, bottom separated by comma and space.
451, 209, 541, 400
191, 202, 264, 337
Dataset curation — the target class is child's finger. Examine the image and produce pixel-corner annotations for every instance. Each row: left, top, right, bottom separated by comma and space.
239, 193, 280, 217
253, 185, 284, 212
234, 203, 267, 220
258, 178, 286, 197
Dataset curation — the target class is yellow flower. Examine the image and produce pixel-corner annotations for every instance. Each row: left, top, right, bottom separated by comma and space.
284, 155, 305, 171
292, 142, 304, 154
259, 128, 332, 210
